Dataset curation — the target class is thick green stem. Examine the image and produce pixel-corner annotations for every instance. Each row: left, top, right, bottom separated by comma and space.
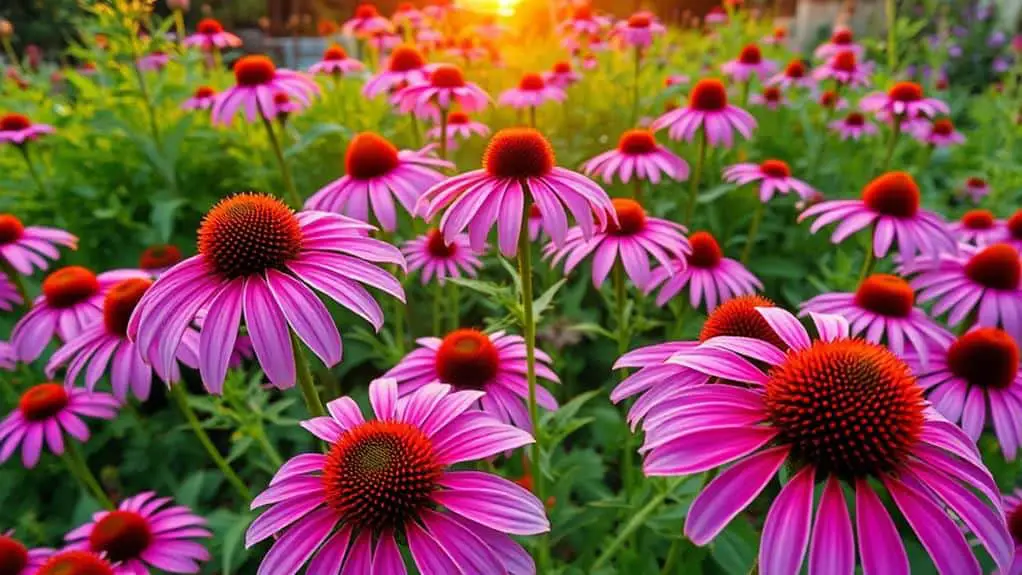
259, 105, 301, 208
448, 281, 460, 332
170, 384, 252, 501
254, 426, 283, 468
529, 106, 537, 130
592, 477, 687, 570
740, 201, 765, 264
613, 263, 635, 496
684, 131, 708, 225
292, 332, 326, 418
1, 38, 21, 74
63, 441, 114, 510
661, 537, 686, 575
20, 146, 49, 198
881, 118, 902, 173
858, 233, 876, 284
410, 114, 422, 149
740, 79, 751, 108
439, 109, 449, 161
886, 0, 897, 72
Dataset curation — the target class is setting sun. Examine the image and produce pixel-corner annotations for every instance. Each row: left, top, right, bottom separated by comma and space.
457, 0, 521, 17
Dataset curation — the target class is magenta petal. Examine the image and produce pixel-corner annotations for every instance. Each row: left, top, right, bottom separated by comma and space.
809, 476, 854, 575
306, 525, 353, 575
644, 426, 778, 476
407, 521, 463, 574
265, 269, 342, 367
340, 529, 373, 575
373, 529, 407, 575
759, 465, 814, 575
242, 276, 296, 389
369, 378, 398, 421
434, 470, 549, 535
421, 509, 502, 573
855, 478, 909, 575
255, 507, 338, 575
198, 277, 244, 395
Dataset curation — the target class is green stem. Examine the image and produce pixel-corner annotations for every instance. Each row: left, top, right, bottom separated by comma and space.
0, 258, 28, 307
129, 37, 161, 146
529, 106, 537, 130
632, 47, 641, 125
448, 281, 460, 332
613, 263, 635, 496
292, 331, 326, 418
433, 281, 443, 336
661, 537, 686, 575
259, 104, 301, 208
881, 118, 901, 173
858, 232, 875, 283
410, 114, 422, 149
170, 384, 252, 501
886, 0, 897, 72
19, 146, 49, 198
173, 10, 186, 52
1, 38, 22, 74
592, 477, 687, 570
740, 201, 765, 264
684, 130, 708, 225
63, 441, 114, 510
633, 178, 643, 201
439, 109, 449, 161
254, 426, 283, 468
740, 79, 751, 108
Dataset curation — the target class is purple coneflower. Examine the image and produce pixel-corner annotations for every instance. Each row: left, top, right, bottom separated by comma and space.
861, 81, 949, 120
766, 59, 814, 89
128, 193, 405, 392
814, 27, 863, 59
613, 12, 665, 48
721, 44, 778, 83
646, 231, 762, 309
138, 245, 183, 277
35, 551, 116, 575
723, 159, 815, 203
704, 7, 727, 24
304, 133, 451, 232
749, 86, 787, 110
0, 113, 55, 145
0, 532, 51, 575
652, 79, 756, 147
0, 214, 77, 276
392, 2, 424, 27
1004, 210, 1022, 251
181, 86, 217, 111
950, 209, 1004, 245
395, 64, 489, 114
0, 273, 19, 311
0, 341, 14, 370
425, 111, 489, 143
829, 111, 877, 140
363, 44, 428, 98
245, 378, 548, 574
308, 45, 364, 77
561, 4, 610, 35
543, 60, 582, 89
499, 73, 566, 110
964, 176, 990, 203
211, 55, 318, 124
183, 18, 241, 51
528, 205, 547, 241
583, 129, 689, 185
403, 229, 483, 285
914, 117, 965, 147
817, 89, 849, 111
342, 3, 393, 37
137, 51, 169, 72
762, 26, 788, 45
813, 50, 872, 87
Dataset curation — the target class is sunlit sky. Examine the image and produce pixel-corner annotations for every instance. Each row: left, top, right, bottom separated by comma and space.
457, 0, 521, 17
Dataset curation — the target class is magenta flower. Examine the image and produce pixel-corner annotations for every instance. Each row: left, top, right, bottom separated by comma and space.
913, 117, 965, 147
366, 30, 400, 53
0, 383, 117, 468
363, 44, 429, 98
829, 111, 877, 140
545, 198, 690, 288
342, 3, 393, 37
861, 81, 949, 119
748, 86, 787, 110
613, 12, 665, 48
394, 64, 489, 113
392, 3, 425, 27
0, 272, 22, 311
183, 19, 241, 51
0, 113, 55, 146
812, 50, 873, 87
646, 231, 762, 309
417, 128, 615, 257
245, 378, 548, 574
64, 492, 211, 574
905, 327, 1022, 459
583, 129, 689, 184
308, 45, 364, 77
543, 61, 582, 89
901, 242, 1022, 340
814, 27, 863, 59
425, 111, 489, 143
950, 209, 1004, 245
1004, 210, 1022, 250
704, 7, 727, 24
964, 177, 991, 203
210, 55, 319, 125
766, 60, 815, 89
498, 73, 565, 110
648, 308, 1012, 575
723, 159, 815, 203
0, 531, 51, 575
800, 273, 954, 362
137, 51, 170, 72
721, 44, 778, 83
304, 134, 451, 232
561, 4, 610, 35
181, 86, 217, 111
0, 214, 77, 276
652, 78, 756, 147
128, 193, 405, 393
799, 171, 957, 260
817, 89, 849, 111
403, 229, 484, 285
446, 38, 488, 64
0, 341, 14, 371
528, 205, 546, 241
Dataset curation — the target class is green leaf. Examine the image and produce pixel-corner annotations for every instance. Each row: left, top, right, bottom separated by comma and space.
176, 471, 207, 508
710, 516, 759, 575
221, 512, 252, 574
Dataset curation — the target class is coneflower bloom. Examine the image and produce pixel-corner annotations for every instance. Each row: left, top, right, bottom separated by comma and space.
906, 327, 1022, 459
528, 205, 546, 241
721, 44, 778, 83
0, 383, 118, 468
271, 92, 300, 121
0, 532, 51, 575
423, 0, 454, 21
723, 159, 815, 203
799, 171, 957, 260
367, 30, 401, 53
425, 111, 489, 143
342, 3, 393, 37
211, 55, 318, 124
913, 117, 965, 146
64, 492, 211, 574
749, 86, 787, 110
417, 128, 616, 257
762, 26, 787, 45
950, 209, 1004, 245
0, 273, 20, 311
0, 215, 76, 277
245, 378, 548, 574
392, 2, 424, 28
305, 133, 451, 232
817, 89, 848, 111
138, 244, 183, 277
308, 45, 364, 77
545, 198, 690, 288
181, 86, 217, 111
829, 111, 877, 140
183, 18, 241, 51
652, 79, 756, 147
901, 243, 1022, 340
646, 231, 762, 309
543, 61, 582, 89
446, 37, 488, 64
128, 193, 406, 392
363, 44, 429, 98
35, 551, 116, 575
561, 4, 610, 35
1003, 210, 1022, 251
963, 177, 990, 203
813, 50, 872, 87
394, 64, 490, 114
613, 12, 665, 48
861, 81, 949, 120
814, 26, 863, 59
136, 51, 169, 72
583, 129, 689, 185
498, 73, 566, 110
800, 273, 954, 362
766, 60, 814, 90
12, 267, 145, 362
403, 229, 484, 285
650, 308, 1013, 575
704, 7, 727, 25
0, 113, 55, 145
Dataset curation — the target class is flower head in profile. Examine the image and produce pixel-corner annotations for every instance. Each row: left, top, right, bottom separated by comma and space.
183, 18, 241, 51
395, 64, 490, 113
212, 56, 318, 125
128, 193, 405, 393
814, 26, 862, 59
305, 133, 452, 232
861, 81, 949, 120
0, 273, 20, 312
723, 159, 815, 203
137, 51, 170, 72
652, 79, 756, 147
561, 3, 610, 35
799, 171, 957, 260
583, 129, 689, 184
913, 117, 964, 147
246, 378, 548, 574
950, 209, 1004, 245
766, 59, 813, 89
543, 61, 582, 89
829, 111, 876, 140
139, 244, 183, 277
704, 7, 727, 24
648, 308, 1012, 575
721, 44, 778, 83
342, 3, 393, 37
446, 36, 488, 64
646, 231, 761, 309
0, 214, 77, 277
181, 86, 217, 111
425, 111, 489, 144
1002, 209, 1022, 251
813, 49, 873, 87
363, 44, 429, 98
498, 73, 565, 110
392, 2, 424, 27
403, 229, 484, 285
36, 551, 117, 575
613, 12, 665, 48
0, 383, 117, 468
308, 45, 364, 77
417, 128, 616, 257
0, 113, 55, 146
763, 26, 787, 45
749, 86, 787, 110
0, 531, 51, 575
963, 176, 990, 203
817, 89, 848, 111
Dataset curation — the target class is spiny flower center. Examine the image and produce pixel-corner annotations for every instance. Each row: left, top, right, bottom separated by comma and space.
962, 209, 995, 229
964, 243, 1021, 290
356, 3, 379, 19
687, 231, 722, 268
322, 420, 441, 531
345, 132, 400, 180
430, 64, 466, 88
0, 113, 31, 132
324, 46, 348, 61
854, 274, 914, 317
862, 171, 920, 218
760, 160, 790, 179
273, 92, 291, 106
947, 328, 1019, 390
845, 112, 865, 126
139, 244, 182, 270
617, 129, 657, 155
689, 79, 728, 111
762, 87, 781, 102
1008, 210, 1022, 239
448, 111, 469, 124
426, 228, 456, 258
36, 551, 115, 575
628, 13, 651, 28
19, 383, 69, 422
0, 214, 25, 244
832, 29, 853, 44
197, 18, 224, 35
436, 329, 500, 388
103, 279, 152, 337
764, 339, 924, 478
832, 50, 857, 72
932, 118, 954, 136
89, 511, 152, 563
819, 90, 839, 108
698, 294, 786, 349
738, 44, 762, 65
233, 55, 276, 87
553, 61, 572, 74
388, 45, 425, 72
42, 266, 99, 309
197, 193, 303, 279
0, 535, 28, 575
194, 86, 215, 99
607, 199, 647, 236
519, 73, 545, 91
483, 128, 555, 179
888, 82, 923, 103
784, 60, 805, 78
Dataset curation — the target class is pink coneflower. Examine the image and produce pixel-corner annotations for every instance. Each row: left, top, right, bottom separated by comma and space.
403, 229, 483, 284
0, 214, 77, 276
723, 159, 815, 203
749, 86, 787, 110
762, 26, 787, 45
545, 198, 690, 288
766, 59, 814, 89
950, 209, 1004, 245
646, 231, 762, 309
0, 532, 51, 575
914, 117, 965, 146
0, 273, 20, 311
138, 244, 183, 277
0, 383, 118, 467
861, 81, 949, 120
704, 7, 727, 24
423, 0, 454, 21
64, 492, 210, 574
964, 176, 990, 203
613, 12, 665, 48
367, 29, 401, 53
813, 50, 872, 87
800, 273, 954, 362
305, 133, 451, 232
817, 89, 849, 111
417, 128, 615, 257
183, 18, 241, 51
35, 551, 116, 575
652, 79, 756, 147
561, 3, 610, 35
342, 3, 393, 37
901, 243, 1022, 340
1003, 210, 1022, 250
583, 129, 689, 185
544, 61, 582, 89
395, 64, 489, 114
245, 378, 548, 573
0, 113, 55, 145
425, 110, 489, 142
528, 204, 546, 241
12, 267, 145, 362
271, 91, 300, 121
363, 44, 428, 98
181, 86, 217, 111
416, 26, 442, 47
211, 56, 318, 124
799, 171, 957, 260
814, 27, 863, 59
498, 73, 565, 110
308, 45, 364, 77
651, 308, 1012, 575
829, 111, 877, 140
446, 37, 488, 65
137, 51, 169, 72
906, 327, 1022, 459
721, 44, 778, 83
392, 2, 424, 27
128, 193, 405, 392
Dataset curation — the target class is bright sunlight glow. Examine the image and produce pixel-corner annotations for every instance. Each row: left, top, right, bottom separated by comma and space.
457, 0, 521, 17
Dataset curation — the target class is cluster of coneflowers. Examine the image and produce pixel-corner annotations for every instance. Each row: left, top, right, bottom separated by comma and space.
0, 1, 1021, 574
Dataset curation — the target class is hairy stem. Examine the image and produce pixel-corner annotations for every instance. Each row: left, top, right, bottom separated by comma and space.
170, 384, 252, 501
